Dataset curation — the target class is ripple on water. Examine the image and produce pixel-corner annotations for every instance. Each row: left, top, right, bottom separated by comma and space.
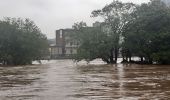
0, 60, 170, 100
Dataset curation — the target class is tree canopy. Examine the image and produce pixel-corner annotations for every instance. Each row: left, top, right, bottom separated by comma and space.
72, 0, 170, 65
71, 22, 109, 63
122, 0, 170, 64
0, 18, 48, 65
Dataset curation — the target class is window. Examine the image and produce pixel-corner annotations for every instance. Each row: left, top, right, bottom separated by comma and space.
70, 49, 73, 54
60, 30, 62, 38
70, 42, 73, 46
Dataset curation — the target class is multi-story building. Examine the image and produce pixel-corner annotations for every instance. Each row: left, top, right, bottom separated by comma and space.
162, 0, 170, 5
50, 29, 78, 59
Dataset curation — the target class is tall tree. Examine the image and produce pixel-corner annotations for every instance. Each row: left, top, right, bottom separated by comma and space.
122, 0, 170, 64
0, 18, 48, 65
92, 0, 136, 63
72, 22, 113, 63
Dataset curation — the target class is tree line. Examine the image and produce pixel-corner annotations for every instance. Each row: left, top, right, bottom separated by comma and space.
72, 0, 170, 64
0, 18, 48, 65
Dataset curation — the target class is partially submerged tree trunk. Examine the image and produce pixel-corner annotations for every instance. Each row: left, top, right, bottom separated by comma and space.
140, 57, 144, 62
109, 48, 114, 64
114, 46, 118, 63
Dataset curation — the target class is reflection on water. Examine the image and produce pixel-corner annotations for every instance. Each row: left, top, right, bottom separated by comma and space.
0, 60, 170, 100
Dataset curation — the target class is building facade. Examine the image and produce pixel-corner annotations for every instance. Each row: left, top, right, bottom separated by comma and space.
162, 0, 170, 5
50, 29, 78, 59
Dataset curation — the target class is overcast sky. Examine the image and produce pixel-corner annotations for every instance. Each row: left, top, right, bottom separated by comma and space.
0, 0, 149, 39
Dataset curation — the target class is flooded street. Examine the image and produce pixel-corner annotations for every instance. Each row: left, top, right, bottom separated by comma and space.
0, 60, 170, 100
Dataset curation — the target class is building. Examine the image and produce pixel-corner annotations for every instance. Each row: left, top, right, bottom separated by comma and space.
162, 0, 170, 5
50, 29, 78, 59
160, 0, 170, 6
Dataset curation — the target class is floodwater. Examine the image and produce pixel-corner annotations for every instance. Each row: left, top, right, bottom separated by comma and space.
0, 60, 170, 100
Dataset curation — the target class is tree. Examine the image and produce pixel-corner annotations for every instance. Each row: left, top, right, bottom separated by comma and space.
92, 0, 136, 63
71, 1, 136, 64
72, 0, 170, 65
122, 0, 170, 64
71, 22, 112, 63
0, 18, 48, 65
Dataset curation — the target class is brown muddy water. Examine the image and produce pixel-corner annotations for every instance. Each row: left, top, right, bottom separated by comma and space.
0, 60, 170, 100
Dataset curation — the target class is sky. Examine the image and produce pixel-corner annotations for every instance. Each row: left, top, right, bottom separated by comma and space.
0, 0, 149, 39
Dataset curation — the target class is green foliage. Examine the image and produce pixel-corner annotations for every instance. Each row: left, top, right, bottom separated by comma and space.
122, 0, 170, 64
73, 0, 136, 63
0, 17, 48, 65
72, 0, 170, 65
91, 0, 136, 63
72, 23, 111, 63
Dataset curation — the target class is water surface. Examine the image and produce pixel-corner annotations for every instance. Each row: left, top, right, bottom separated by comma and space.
0, 60, 170, 100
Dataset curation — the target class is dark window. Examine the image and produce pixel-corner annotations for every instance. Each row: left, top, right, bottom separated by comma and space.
70, 49, 73, 54
70, 42, 73, 46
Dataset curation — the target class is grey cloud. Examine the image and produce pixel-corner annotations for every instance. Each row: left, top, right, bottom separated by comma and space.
0, 0, 149, 38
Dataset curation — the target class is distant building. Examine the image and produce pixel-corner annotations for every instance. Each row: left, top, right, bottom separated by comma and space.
50, 21, 118, 59
93, 21, 101, 27
50, 29, 78, 59
162, 0, 170, 5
